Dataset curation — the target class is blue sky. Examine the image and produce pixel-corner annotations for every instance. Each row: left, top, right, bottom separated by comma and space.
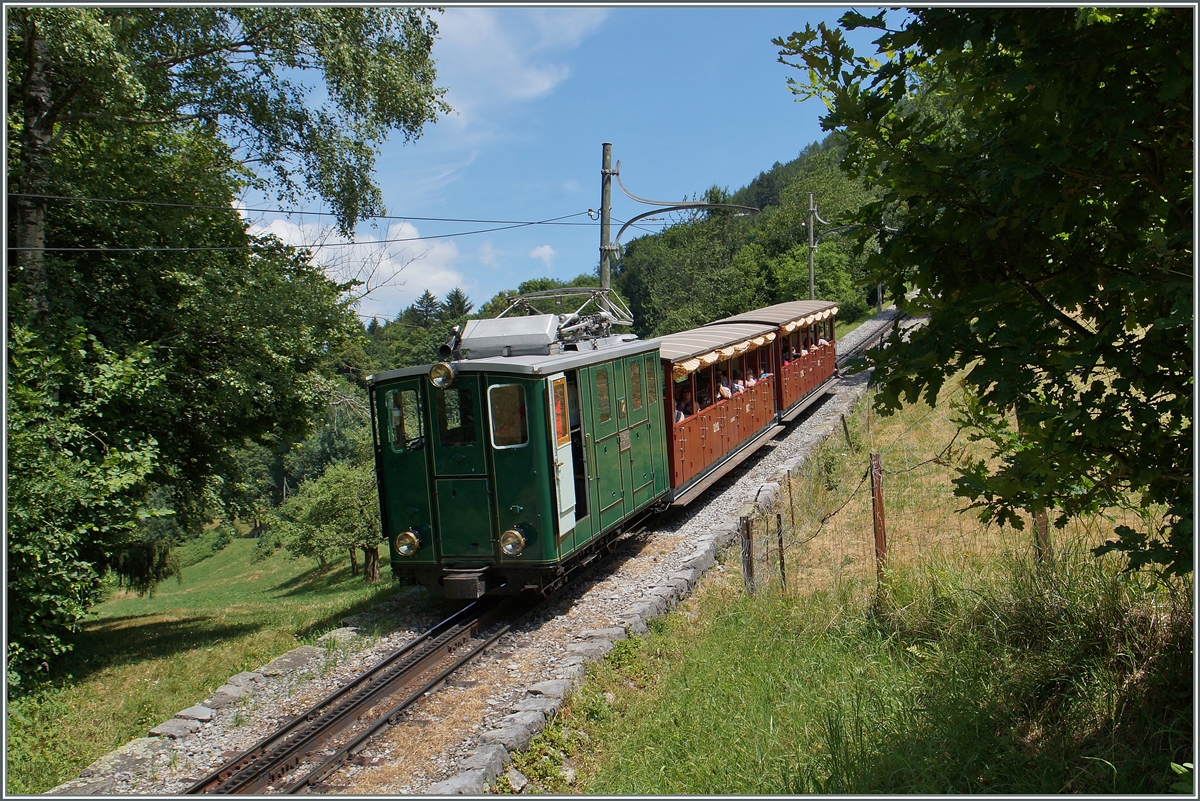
248, 6, 878, 322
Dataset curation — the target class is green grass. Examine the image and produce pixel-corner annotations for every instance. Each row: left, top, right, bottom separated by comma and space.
567, 553, 1191, 795
5, 538, 444, 794
559, 380, 1192, 795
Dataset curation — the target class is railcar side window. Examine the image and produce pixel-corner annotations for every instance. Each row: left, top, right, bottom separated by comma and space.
436, 387, 476, 447
647, 358, 658, 404
596, 368, 612, 423
551, 378, 571, 446
629, 360, 643, 410
488, 384, 528, 448
388, 389, 424, 452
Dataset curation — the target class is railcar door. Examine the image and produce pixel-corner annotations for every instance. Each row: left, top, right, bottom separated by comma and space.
588, 362, 627, 531
624, 354, 656, 511
429, 376, 494, 558
377, 381, 435, 569
546, 373, 576, 541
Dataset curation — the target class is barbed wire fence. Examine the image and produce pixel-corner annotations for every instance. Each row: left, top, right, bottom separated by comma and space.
736, 384, 1147, 599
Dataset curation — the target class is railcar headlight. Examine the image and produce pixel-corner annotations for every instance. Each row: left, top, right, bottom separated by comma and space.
394, 529, 421, 557
429, 362, 457, 389
499, 529, 526, 557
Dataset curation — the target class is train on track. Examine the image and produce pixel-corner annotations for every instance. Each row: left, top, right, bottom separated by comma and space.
368, 288, 840, 599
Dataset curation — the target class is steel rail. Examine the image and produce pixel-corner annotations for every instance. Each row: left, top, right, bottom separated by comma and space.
287, 592, 544, 793
184, 596, 511, 794
836, 312, 907, 369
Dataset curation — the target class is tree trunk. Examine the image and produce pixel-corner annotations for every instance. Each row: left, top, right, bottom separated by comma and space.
17, 22, 53, 328
348, 546, 358, 576
362, 546, 379, 583
317, 553, 328, 573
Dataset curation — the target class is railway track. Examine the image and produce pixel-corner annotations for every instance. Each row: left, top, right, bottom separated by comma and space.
184, 593, 542, 795
836, 309, 906, 369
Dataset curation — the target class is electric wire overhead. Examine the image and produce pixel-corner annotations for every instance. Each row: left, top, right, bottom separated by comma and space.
10, 193, 674, 253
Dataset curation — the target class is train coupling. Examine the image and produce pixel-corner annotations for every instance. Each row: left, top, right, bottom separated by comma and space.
442, 569, 488, 599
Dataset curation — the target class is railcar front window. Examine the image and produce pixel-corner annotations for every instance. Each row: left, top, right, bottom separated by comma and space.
388, 389, 423, 451
489, 384, 529, 448
436, 387, 476, 446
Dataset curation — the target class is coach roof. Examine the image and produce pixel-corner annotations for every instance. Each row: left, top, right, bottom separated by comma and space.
706, 299, 838, 329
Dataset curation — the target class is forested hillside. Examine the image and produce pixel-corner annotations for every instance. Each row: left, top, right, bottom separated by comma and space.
615, 134, 876, 338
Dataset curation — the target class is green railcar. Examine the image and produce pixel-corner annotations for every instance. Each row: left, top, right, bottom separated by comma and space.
368, 305, 670, 599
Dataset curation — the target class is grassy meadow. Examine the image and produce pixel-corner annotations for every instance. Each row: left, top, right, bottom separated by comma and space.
5, 536, 426, 794
515, 380, 1193, 795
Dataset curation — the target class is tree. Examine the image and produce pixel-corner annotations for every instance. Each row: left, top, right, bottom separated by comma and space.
4, 120, 362, 684
777, 8, 1192, 572
4, 7, 442, 683
438, 286, 473, 322
403, 289, 442, 329
8, 7, 449, 325
6, 325, 163, 686
273, 461, 383, 582
615, 209, 762, 337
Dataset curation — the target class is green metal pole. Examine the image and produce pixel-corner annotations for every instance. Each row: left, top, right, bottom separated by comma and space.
808, 191, 816, 300
600, 143, 613, 290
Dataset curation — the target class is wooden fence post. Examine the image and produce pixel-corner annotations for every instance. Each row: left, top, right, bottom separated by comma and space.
870, 452, 887, 581
776, 512, 786, 591
841, 413, 852, 447
1035, 510, 1051, 562
740, 516, 755, 594
786, 469, 796, 532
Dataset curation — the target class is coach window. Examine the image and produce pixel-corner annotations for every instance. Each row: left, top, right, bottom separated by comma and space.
488, 384, 528, 448
673, 374, 693, 423
629, 359, 644, 411
695, 367, 714, 410
747, 349, 761, 381
596, 368, 612, 423
388, 388, 424, 452
647, 358, 659, 405
436, 387, 476, 447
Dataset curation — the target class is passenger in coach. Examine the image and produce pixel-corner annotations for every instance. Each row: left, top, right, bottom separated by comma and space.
674, 386, 693, 422
716, 371, 732, 400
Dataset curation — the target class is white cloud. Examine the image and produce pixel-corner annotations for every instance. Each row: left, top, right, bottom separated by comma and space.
529, 244, 557, 269
247, 217, 465, 322
478, 240, 500, 268
525, 8, 610, 50
434, 8, 609, 121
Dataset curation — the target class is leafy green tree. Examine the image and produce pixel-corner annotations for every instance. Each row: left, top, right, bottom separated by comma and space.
273, 461, 383, 581
5, 122, 360, 685
283, 378, 373, 488
8, 7, 449, 324
6, 325, 162, 686
616, 211, 762, 337
778, 7, 1192, 572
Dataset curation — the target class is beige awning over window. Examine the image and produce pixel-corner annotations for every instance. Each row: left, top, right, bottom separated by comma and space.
658, 322, 778, 380
706, 300, 839, 332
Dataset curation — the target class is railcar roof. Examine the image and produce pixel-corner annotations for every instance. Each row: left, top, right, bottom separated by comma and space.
706, 299, 838, 327
367, 338, 660, 384
656, 322, 777, 363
